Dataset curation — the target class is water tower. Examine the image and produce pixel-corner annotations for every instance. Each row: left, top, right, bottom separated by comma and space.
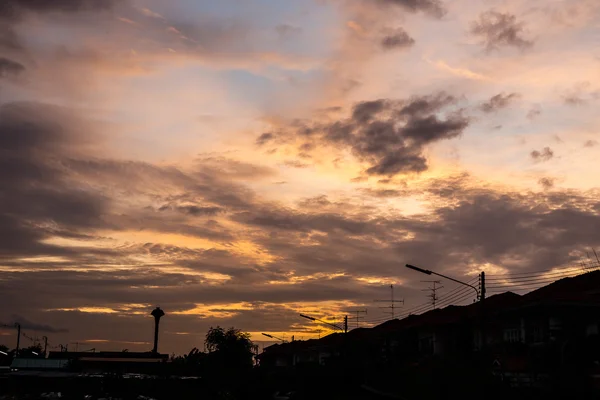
150, 307, 165, 354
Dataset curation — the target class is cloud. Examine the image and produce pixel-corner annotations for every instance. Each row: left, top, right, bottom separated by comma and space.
6, 315, 68, 333
283, 160, 310, 169
256, 132, 275, 146
563, 95, 586, 106
470, 11, 533, 51
0, 57, 25, 78
0, 102, 110, 257
0, 0, 116, 19
538, 177, 555, 190
428, 59, 489, 81
159, 205, 225, 216
373, 0, 446, 18
530, 147, 554, 162
263, 93, 469, 176
275, 24, 302, 38
584, 140, 598, 148
381, 28, 415, 50
480, 93, 520, 113
527, 106, 542, 120
561, 82, 598, 107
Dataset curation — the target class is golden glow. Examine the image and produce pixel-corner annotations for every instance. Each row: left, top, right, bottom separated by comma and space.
15, 256, 71, 263
356, 276, 400, 285
173, 302, 255, 318
49, 307, 119, 314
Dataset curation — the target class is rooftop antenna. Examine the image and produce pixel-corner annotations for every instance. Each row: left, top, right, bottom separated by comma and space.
422, 280, 443, 309
374, 284, 404, 319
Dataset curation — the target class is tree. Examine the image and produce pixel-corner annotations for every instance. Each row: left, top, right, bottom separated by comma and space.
20, 344, 44, 358
204, 326, 255, 372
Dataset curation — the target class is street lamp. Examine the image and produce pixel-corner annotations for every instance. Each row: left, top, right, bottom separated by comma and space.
261, 333, 286, 342
299, 314, 344, 332
31, 351, 39, 356
0, 350, 7, 356
405, 264, 480, 300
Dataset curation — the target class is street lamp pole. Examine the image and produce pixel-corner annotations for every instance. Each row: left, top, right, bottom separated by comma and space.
261, 333, 287, 343
405, 264, 480, 301
299, 314, 344, 332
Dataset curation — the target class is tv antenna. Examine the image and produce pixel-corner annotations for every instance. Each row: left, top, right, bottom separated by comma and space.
374, 284, 404, 319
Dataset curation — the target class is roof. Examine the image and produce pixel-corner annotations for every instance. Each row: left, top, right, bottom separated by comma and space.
373, 292, 522, 333
258, 272, 598, 359
521, 270, 600, 305
11, 358, 69, 370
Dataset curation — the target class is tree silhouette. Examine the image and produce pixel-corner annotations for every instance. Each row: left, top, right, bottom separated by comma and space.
204, 326, 255, 375
20, 344, 44, 358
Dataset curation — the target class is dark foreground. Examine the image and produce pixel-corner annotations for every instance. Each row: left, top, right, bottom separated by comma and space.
1, 367, 598, 400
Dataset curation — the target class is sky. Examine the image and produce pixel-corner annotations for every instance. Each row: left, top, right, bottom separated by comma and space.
0, 0, 599, 355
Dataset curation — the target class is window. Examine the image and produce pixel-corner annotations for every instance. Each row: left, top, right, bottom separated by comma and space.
419, 336, 434, 355
503, 328, 522, 343
531, 326, 544, 343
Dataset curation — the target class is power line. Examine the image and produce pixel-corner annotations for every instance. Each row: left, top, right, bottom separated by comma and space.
486, 272, 582, 284
362, 277, 479, 325
345, 309, 367, 329
486, 276, 579, 289
486, 263, 600, 280
486, 269, 588, 281
368, 278, 477, 321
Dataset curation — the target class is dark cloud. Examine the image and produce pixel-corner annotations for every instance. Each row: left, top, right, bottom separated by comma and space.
0, 0, 116, 19
159, 204, 224, 216
0, 102, 110, 257
6, 315, 68, 333
561, 82, 597, 106
527, 106, 542, 120
0, 57, 25, 78
265, 93, 468, 176
275, 24, 302, 38
563, 94, 586, 106
538, 177, 555, 190
480, 92, 520, 113
283, 160, 310, 169
256, 132, 274, 146
1, 161, 600, 354
530, 147, 554, 162
373, 0, 446, 18
0, 26, 22, 51
470, 11, 533, 51
584, 140, 598, 148
381, 28, 415, 50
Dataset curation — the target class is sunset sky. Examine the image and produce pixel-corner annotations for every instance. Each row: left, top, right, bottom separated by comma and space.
1, 0, 599, 355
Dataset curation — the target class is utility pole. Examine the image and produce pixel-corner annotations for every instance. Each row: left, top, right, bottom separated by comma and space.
480, 272, 486, 301
15, 323, 20, 357
374, 285, 404, 319
422, 280, 443, 309
344, 316, 348, 334
42, 336, 48, 357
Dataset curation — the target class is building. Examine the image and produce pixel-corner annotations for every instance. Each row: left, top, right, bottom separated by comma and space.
258, 271, 600, 392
